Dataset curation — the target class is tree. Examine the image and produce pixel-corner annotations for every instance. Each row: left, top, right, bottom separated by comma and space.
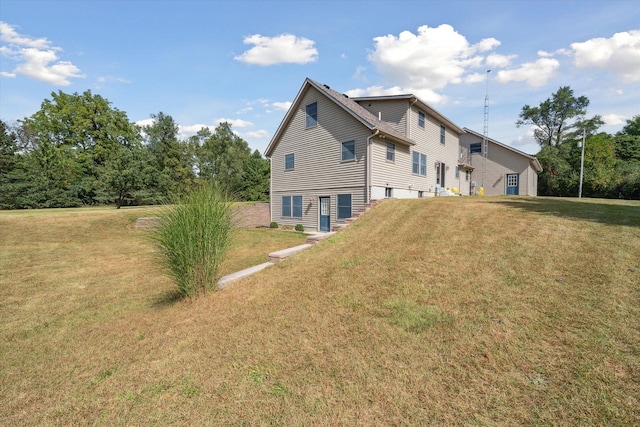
196, 122, 251, 196
0, 120, 20, 208
517, 86, 590, 147
615, 115, 640, 163
17, 90, 141, 206
98, 144, 145, 208
142, 112, 194, 200
239, 150, 270, 201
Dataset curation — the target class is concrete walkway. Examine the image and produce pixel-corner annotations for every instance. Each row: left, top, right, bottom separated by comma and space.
216, 232, 335, 289
215, 199, 383, 289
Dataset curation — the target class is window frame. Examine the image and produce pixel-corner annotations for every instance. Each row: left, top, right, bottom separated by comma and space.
412, 151, 427, 176
470, 142, 482, 154
281, 195, 302, 218
281, 196, 291, 217
418, 110, 425, 128
385, 187, 393, 198
386, 142, 395, 162
341, 140, 356, 162
440, 125, 446, 145
455, 166, 460, 179
284, 153, 295, 171
305, 102, 318, 128
337, 194, 352, 220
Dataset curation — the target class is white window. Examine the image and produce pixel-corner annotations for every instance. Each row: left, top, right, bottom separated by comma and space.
412, 151, 427, 176
455, 166, 460, 179
306, 102, 317, 128
284, 153, 294, 170
385, 187, 392, 198
337, 194, 352, 219
440, 125, 446, 145
386, 142, 395, 162
418, 111, 425, 128
341, 140, 355, 162
281, 195, 302, 217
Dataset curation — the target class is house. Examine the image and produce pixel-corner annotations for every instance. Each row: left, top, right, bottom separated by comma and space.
265, 78, 539, 232
459, 128, 542, 196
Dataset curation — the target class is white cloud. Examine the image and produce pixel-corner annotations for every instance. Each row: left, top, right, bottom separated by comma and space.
243, 130, 269, 139
0, 71, 15, 78
271, 101, 291, 112
135, 118, 155, 127
495, 56, 559, 87
0, 21, 83, 85
179, 124, 214, 134
215, 118, 253, 128
235, 33, 318, 65
0, 21, 51, 49
571, 30, 640, 82
486, 53, 515, 67
602, 113, 626, 126
368, 24, 500, 93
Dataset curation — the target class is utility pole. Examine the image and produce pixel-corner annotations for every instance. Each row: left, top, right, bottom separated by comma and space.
482, 70, 491, 191
578, 124, 586, 198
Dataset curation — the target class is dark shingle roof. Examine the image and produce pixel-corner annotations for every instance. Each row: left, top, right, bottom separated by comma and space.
306, 79, 414, 145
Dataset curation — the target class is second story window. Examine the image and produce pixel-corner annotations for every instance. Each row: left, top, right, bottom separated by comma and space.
470, 142, 482, 153
306, 102, 317, 128
418, 111, 425, 128
341, 140, 355, 162
285, 153, 295, 170
440, 125, 446, 145
386, 142, 395, 162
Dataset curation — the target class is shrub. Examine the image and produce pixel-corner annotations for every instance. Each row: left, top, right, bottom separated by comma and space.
295, 224, 304, 232
269, 221, 279, 229
150, 185, 233, 297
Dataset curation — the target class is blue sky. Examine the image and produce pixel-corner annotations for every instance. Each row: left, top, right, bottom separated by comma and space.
1, 0, 639, 155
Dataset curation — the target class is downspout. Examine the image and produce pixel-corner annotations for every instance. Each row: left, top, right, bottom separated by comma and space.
366, 129, 380, 204
268, 156, 273, 223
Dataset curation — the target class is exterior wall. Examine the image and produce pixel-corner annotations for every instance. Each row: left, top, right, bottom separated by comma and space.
460, 133, 538, 196
366, 103, 463, 199
357, 99, 408, 134
271, 187, 366, 231
269, 86, 369, 230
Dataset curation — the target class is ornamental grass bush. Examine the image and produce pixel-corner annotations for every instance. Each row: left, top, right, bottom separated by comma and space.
151, 185, 233, 297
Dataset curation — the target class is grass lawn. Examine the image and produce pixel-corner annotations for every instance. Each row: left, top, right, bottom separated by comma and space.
1, 198, 639, 425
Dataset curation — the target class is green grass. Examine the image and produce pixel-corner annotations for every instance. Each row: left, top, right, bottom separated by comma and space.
1, 197, 639, 425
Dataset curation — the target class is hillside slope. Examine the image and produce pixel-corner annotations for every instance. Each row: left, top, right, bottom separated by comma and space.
2, 197, 639, 425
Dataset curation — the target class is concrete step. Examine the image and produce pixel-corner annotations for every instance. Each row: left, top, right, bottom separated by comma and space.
217, 261, 274, 289
268, 243, 313, 263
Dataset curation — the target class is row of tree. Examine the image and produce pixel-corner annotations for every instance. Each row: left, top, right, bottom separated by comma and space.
0, 90, 270, 209
517, 86, 639, 199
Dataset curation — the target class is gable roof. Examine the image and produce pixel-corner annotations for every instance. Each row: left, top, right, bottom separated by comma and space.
265, 78, 414, 158
352, 94, 464, 135
463, 127, 543, 173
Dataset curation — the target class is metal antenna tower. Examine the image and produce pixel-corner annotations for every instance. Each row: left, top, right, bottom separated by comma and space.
482, 70, 491, 190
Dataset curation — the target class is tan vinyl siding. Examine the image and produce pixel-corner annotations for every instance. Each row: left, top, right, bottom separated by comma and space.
357, 99, 409, 135
409, 106, 462, 193
469, 143, 533, 196
460, 132, 539, 196
270, 86, 369, 193
269, 85, 370, 229
368, 105, 462, 198
272, 187, 366, 231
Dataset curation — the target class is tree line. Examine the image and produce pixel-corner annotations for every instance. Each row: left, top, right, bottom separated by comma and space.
0, 90, 270, 209
518, 86, 640, 199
